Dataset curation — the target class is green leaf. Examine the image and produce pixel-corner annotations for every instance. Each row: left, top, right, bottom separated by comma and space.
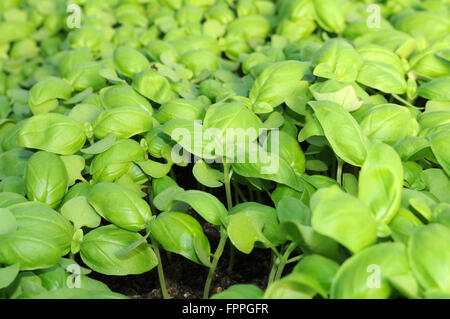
93, 106, 153, 139
342, 173, 358, 197
172, 190, 227, 226
331, 242, 410, 298
232, 142, 302, 191
30, 287, 128, 299
9, 201, 74, 254
80, 225, 157, 276
80, 132, 116, 154
293, 254, 340, 295
0, 192, 27, 208
60, 155, 86, 186
357, 62, 406, 94
135, 159, 172, 179
312, 0, 346, 34
153, 186, 185, 211
389, 208, 423, 244
430, 130, 450, 176
148, 211, 210, 265
311, 186, 377, 254
310, 100, 369, 167
310, 80, 363, 112
249, 61, 310, 110
227, 202, 283, 253
408, 224, 450, 294
25, 151, 69, 209
113, 47, 151, 78
359, 104, 413, 146
421, 169, 450, 204
89, 139, 145, 182
18, 113, 86, 155
277, 197, 340, 260
193, 236, 213, 268
88, 182, 151, 232
0, 264, 20, 289
263, 273, 318, 299
192, 160, 224, 188
61, 196, 101, 230
0, 230, 62, 271
359, 143, 403, 225
388, 274, 420, 299
313, 39, 361, 82
0, 208, 17, 236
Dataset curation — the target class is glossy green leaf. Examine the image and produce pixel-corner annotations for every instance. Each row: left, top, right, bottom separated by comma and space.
60, 155, 86, 187
80, 133, 116, 154
25, 151, 68, 209
430, 130, 450, 176
192, 160, 223, 188
80, 225, 157, 276
172, 190, 227, 226
408, 224, 450, 294
148, 211, 210, 265
61, 196, 101, 230
93, 106, 153, 139
18, 113, 87, 155
357, 62, 406, 94
88, 182, 151, 232
359, 143, 403, 225
331, 243, 410, 298
310, 101, 369, 166
311, 186, 377, 254
0, 208, 17, 236
313, 39, 361, 82
249, 61, 310, 111
0, 263, 20, 289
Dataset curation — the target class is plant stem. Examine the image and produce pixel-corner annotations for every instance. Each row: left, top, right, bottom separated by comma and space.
147, 188, 168, 299
151, 238, 169, 299
274, 243, 297, 281
336, 159, 344, 185
392, 93, 420, 108
203, 228, 228, 299
287, 255, 303, 264
267, 252, 278, 286
223, 163, 233, 210
227, 243, 235, 274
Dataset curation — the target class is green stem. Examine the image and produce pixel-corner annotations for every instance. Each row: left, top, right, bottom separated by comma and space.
147, 188, 168, 299
392, 93, 420, 108
151, 239, 168, 299
336, 159, 344, 185
203, 228, 228, 299
287, 255, 303, 264
227, 243, 235, 274
274, 243, 297, 281
267, 252, 278, 286
223, 163, 233, 210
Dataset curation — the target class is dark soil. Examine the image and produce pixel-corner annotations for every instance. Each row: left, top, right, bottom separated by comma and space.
89, 219, 272, 299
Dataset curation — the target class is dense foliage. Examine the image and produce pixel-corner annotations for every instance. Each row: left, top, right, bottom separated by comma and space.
0, 0, 449, 299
